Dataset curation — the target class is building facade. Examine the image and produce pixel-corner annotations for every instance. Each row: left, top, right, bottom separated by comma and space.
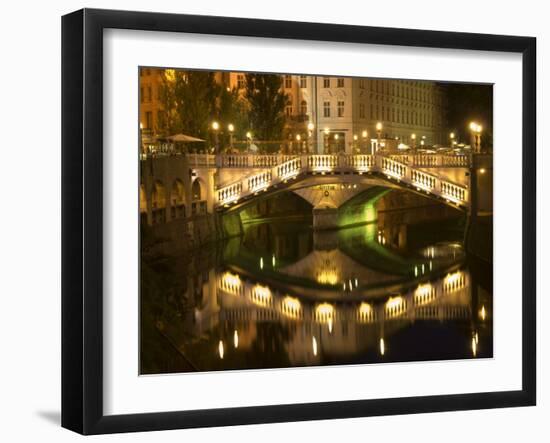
139, 69, 448, 152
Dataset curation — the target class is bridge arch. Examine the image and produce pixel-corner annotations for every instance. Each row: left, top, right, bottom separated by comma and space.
191, 177, 207, 215
139, 184, 148, 224
170, 179, 186, 219
151, 180, 167, 224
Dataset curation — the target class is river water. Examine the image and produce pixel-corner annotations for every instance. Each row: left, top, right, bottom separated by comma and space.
140, 206, 492, 374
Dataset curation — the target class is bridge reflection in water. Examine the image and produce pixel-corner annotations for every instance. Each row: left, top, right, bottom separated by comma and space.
141, 204, 492, 374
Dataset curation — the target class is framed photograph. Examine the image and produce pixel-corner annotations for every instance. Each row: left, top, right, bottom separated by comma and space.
62, 8, 536, 434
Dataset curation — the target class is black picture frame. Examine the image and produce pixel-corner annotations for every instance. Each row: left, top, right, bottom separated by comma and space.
62, 8, 536, 435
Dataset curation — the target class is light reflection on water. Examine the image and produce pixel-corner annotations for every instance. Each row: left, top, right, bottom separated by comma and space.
141, 217, 493, 374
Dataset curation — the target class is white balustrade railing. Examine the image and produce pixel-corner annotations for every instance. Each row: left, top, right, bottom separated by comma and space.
277, 157, 301, 181
388, 154, 470, 168
252, 155, 280, 168
441, 181, 467, 204
380, 157, 407, 179
215, 153, 469, 208
348, 154, 375, 172
221, 155, 249, 168
248, 171, 272, 193
411, 169, 437, 191
217, 182, 242, 205
308, 154, 338, 172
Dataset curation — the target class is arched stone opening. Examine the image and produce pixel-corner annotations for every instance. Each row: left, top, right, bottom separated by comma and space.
151, 180, 167, 224
170, 179, 186, 219
191, 178, 206, 215
139, 184, 148, 225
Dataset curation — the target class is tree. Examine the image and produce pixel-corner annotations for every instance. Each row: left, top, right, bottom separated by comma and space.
158, 70, 219, 139
244, 74, 288, 141
218, 86, 249, 141
158, 70, 248, 151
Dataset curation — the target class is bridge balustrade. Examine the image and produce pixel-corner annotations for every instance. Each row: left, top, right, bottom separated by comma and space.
411, 169, 437, 191
307, 154, 338, 172
277, 157, 301, 180
380, 157, 408, 179
252, 154, 280, 168
217, 182, 242, 204
347, 154, 375, 172
441, 181, 467, 204
222, 155, 249, 168
247, 171, 273, 193
214, 153, 469, 208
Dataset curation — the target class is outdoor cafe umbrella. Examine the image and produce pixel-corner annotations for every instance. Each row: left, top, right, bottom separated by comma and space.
164, 133, 206, 153
166, 133, 205, 143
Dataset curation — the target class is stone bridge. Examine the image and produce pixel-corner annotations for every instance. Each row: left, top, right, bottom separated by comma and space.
214, 153, 471, 213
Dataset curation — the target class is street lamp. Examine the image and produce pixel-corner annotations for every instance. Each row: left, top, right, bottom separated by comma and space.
376, 122, 383, 151
334, 133, 341, 153
296, 133, 302, 153
469, 121, 483, 153
361, 130, 368, 154
450, 132, 457, 148
211, 121, 220, 154
323, 127, 330, 154
228, 123, 234, 150
307, 122, 315, 154
353, 134, 358, 153
411, 133, 416, 151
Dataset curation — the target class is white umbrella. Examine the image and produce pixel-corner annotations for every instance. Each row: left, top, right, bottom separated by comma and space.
167, 133, 205, 143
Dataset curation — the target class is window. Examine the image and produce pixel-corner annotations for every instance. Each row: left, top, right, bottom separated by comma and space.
359, 79, 365, 89
300, 100, 307, 116
140, 87, 144, 103
284, 75, 292, 89
337, 100, 344, 117
370, 103, 373, 119
145, 111, 152, 129
285, 100, 293, 117
323, 77, 330, 88
387, 108, 390, 121
392, 109, 395, 122
299, 75, 307, 88
147, 86, 152, 102
359, 103, 365, 119
237, 74, 245, 89
323, 101, 330, 117
337, 78, 344, 88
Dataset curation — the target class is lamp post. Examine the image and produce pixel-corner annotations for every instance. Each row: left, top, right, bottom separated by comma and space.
353, 134, 359, 153
211, 121, 220, 154
296, 134, 302, 153
411, 133, 416, 151
307, 122, 315, 154
323, 127, 330, 154
334, 133, 340, 153
376, 122, 383, 152
469, 122, 483, 153
449, 131, 455, 148
361, 130, 368, 154
228, 123, 234, 151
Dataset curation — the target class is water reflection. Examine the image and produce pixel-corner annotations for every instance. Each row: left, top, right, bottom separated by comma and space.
141, 211, 493, 374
